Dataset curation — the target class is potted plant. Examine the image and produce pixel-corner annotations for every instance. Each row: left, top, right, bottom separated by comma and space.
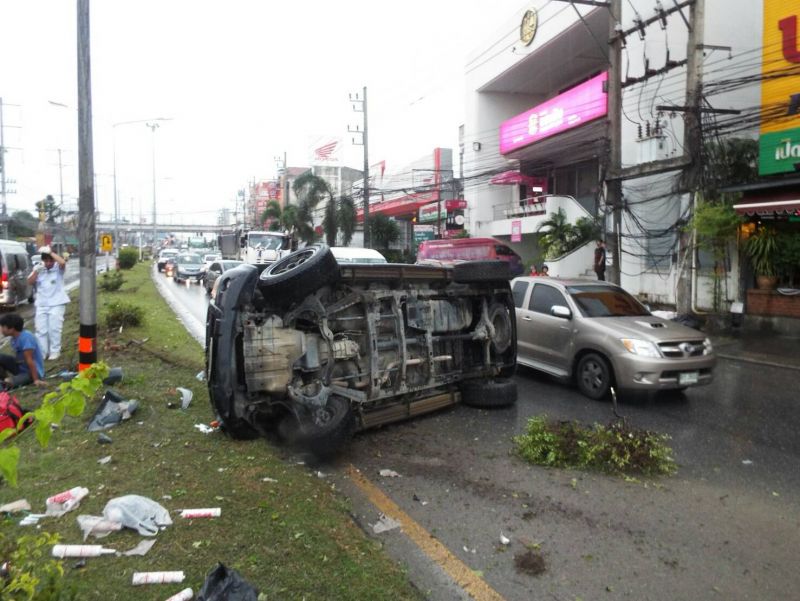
745, 226, 779, 290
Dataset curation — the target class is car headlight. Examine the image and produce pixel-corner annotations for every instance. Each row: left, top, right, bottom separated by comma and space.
620, 338, 662, 358
703, 337, 713, 355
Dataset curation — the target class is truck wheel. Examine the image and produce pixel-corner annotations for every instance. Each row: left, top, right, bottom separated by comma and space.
576, 353, 613, 400
282, 396, 355, 460
460, 378, 517, 408
453, 260, 510, 282
257, 244, 339, 304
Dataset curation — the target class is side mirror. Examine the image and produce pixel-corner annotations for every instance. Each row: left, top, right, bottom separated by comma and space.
551, 305, 572, 319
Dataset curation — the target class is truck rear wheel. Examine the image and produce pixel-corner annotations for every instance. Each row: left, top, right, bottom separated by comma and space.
460, 378, 517, 408
257, 244, 339, 305
280, 395, 355, 460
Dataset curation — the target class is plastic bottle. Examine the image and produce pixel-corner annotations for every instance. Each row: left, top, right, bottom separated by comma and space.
132, 571, 186, 585
51, 545, 116, 558
46, 486, 89, 515
179, 507, 221, 518
164, 588, 193, 601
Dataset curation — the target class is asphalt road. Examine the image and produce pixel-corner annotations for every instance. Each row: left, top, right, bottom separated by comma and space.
159, 267, 799, 601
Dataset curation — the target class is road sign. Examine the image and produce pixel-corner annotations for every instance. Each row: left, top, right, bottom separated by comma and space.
100, 234, 113, 253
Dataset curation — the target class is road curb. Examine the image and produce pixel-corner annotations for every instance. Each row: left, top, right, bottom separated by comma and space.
717, 352, 800, 372
150, 265, 205, 347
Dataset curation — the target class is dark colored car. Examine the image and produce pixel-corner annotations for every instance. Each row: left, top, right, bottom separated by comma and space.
205, 244, 517, 457
174, 254, 204, 284
204, 260, 243, 296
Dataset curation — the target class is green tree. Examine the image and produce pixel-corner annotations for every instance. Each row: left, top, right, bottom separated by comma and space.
368, 213, 400, 249
8, 210, 37, 238
262, 200, 299, 234
35, 194, 61, 224
292, 172, 333, 244
702, 137, 759, 202
536, 208, 574, 259
338, 195, 357, 246
322, 197, 338, 246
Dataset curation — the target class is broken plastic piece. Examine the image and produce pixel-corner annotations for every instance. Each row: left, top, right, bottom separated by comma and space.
500, 533, 511, 545
194, 424, 216, 434
379, 469, 401, 478
179, 508, 221, 519
196, 370, 206, 381
132, 571, 186, 585
0, 499, 31, 513
51, 544, 116, 558
371, 513, 401, 534
97, 456, 112, 465
87, 391, 139, 431
97, 433, 113, 444
176, 387, 193, 409
197, 563, 258, 600
165, 588, 194, 601
19, 514, 46, 526
103, 495, 173, 536
102, 367, 123, 385
46, 486, 89, 516
77, 515, 123, 540
122, 539, 157, 556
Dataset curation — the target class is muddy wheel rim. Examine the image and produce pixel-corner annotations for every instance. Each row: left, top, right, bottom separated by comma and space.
271, 249, 316, 276
581, 360, 605, 393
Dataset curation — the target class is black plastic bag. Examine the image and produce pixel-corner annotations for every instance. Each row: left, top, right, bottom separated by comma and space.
197, 563, 259, 601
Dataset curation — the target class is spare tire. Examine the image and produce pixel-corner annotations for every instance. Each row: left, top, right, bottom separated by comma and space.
460, 378, 517, 408
453, 260, 510, 282
257, 244, 339, 305
281, 395, 356, 460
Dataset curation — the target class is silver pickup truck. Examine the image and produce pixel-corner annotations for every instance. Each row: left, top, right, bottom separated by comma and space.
205, 244, 517, 458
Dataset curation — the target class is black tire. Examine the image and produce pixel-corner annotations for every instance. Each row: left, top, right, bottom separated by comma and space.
453, 260, 510, 282
576, 352, 613, 400
460, 378, 517, 408
284, 396, 355, 459
257, 244, 339, 305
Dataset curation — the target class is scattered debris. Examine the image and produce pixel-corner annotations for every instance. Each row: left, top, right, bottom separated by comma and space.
379, 469, 401, 478
51, 544, 116, 558
19, 514, 46, 526
102, 367, 124, 385
514, 549, 547, 576
196, 370, 206, 382
165, 587, 194, 601
176, 387, 193, 409
194, 424, 216, 434
103, 495, 173, 536
412, 493, 428, 506
742, 459, 753, 465
261, 477, 278, 483
87, 390, 139, 432
462, 546, 476, 554
97, 455, 112, 465
77, 515, 123, 540
132, 571, 186, 585
371, 513, 401, 534
179, 508, 221, 519
52, 370, 79, 380
197, 562, 259, 600
46, 486, 89, 516
315, 471, 327, 478
500, 533, 511, 546
0, 499, 31, 513
122, 539, 157, 556
97, 433, 113, 445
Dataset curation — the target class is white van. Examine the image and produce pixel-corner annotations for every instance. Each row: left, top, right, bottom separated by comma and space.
329, 247, 388, 264
0, 240, 34, 308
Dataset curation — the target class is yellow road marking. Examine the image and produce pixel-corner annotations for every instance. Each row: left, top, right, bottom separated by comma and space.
346, 464, 506, 601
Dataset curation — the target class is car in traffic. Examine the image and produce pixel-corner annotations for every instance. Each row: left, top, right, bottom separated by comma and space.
203, 259, 243, 296
0, 240, 35, 308
163, 257, 177, 278
174, 253, 204, 284
329, 247, 387, 264
511, 277, 715, 399
157, 248, 180, 272
417, 237, 525, 277
202, 253, 222, 272
205, 244, 517, 457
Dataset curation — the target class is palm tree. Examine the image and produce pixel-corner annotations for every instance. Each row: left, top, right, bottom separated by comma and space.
322, 197, 338, 246
292, 172, 334, 244
369, 213, 400, 249
338, 195, 356, 246
536, 208, 574, 258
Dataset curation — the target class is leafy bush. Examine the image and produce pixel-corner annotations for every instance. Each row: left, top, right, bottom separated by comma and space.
98, 270, 124, 292
537, 208, 600, 260
0, 532, 76, 601
514, 415, 676, 476
105, 301, 144, 329
117, 248, 138, 269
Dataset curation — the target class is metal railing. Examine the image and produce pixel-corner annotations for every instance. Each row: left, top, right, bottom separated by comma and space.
492, 195, 547, 221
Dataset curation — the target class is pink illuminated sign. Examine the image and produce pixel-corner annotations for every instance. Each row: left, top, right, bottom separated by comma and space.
499, 71, 608, 155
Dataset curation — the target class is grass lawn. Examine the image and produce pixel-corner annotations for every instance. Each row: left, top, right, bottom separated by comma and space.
1, 261, 422, 600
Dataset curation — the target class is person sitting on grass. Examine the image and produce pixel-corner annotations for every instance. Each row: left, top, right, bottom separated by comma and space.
0, 313, 46, 389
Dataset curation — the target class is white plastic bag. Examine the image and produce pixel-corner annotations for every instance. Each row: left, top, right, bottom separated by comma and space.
102, 495, 172, 536
77, 515, 123, 540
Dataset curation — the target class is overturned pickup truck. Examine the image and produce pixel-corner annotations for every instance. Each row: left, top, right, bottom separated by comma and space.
205, 244, 517, 457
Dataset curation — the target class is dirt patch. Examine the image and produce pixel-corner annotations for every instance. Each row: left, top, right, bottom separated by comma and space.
514, 550, 547, 576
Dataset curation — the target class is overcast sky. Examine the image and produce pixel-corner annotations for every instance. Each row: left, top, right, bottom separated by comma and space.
0, 0, 525, 226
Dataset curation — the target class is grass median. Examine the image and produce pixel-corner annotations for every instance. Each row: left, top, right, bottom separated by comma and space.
2, 261, 422, 600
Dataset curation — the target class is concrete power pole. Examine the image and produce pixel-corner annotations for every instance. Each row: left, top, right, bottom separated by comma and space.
77, 0, 97, 371
349, 87, 370, 248
607, 0, 623, 285
677, 0, 705, 314
0, 97, 7, 239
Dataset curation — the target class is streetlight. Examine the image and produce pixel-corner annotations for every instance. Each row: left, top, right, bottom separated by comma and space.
146, 122, 160, 253
111, 117, 170, 258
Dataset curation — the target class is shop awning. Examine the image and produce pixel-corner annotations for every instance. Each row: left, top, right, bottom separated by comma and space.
733, 199, 800, 216
489, 170, 542, 187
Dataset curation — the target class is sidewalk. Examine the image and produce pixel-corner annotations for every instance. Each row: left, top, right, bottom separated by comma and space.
712, 331, 800, 371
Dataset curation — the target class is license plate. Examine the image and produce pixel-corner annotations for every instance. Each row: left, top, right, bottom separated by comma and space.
679, 371, 699, 385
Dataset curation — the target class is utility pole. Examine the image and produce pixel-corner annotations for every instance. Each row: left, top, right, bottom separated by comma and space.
349, 87, 370, 247
77, 0, 97, 372
57, 149, 65, 254
607, 0, 623, 285
0, 97, 7, 239
677, 0, 704, 314
146, 122, 159, 252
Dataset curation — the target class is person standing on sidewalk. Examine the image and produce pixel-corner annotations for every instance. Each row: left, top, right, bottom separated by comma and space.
593, 240, 607, 281
27, 246, 70, 361
0, 313, 46, 389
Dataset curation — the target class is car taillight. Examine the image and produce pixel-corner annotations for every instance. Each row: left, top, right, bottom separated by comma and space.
1, 271, 7, 290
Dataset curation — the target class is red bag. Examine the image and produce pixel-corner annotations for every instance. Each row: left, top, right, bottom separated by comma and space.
0, 391, 30, 435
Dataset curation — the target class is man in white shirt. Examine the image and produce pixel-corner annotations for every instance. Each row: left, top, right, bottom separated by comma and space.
27, 246, 70, 361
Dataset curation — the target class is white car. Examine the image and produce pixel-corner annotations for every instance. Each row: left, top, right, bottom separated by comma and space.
329, 247, 387, 264
202, 253, 222, 272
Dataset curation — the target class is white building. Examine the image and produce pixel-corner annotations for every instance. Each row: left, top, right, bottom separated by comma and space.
463, 0, 760, 307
